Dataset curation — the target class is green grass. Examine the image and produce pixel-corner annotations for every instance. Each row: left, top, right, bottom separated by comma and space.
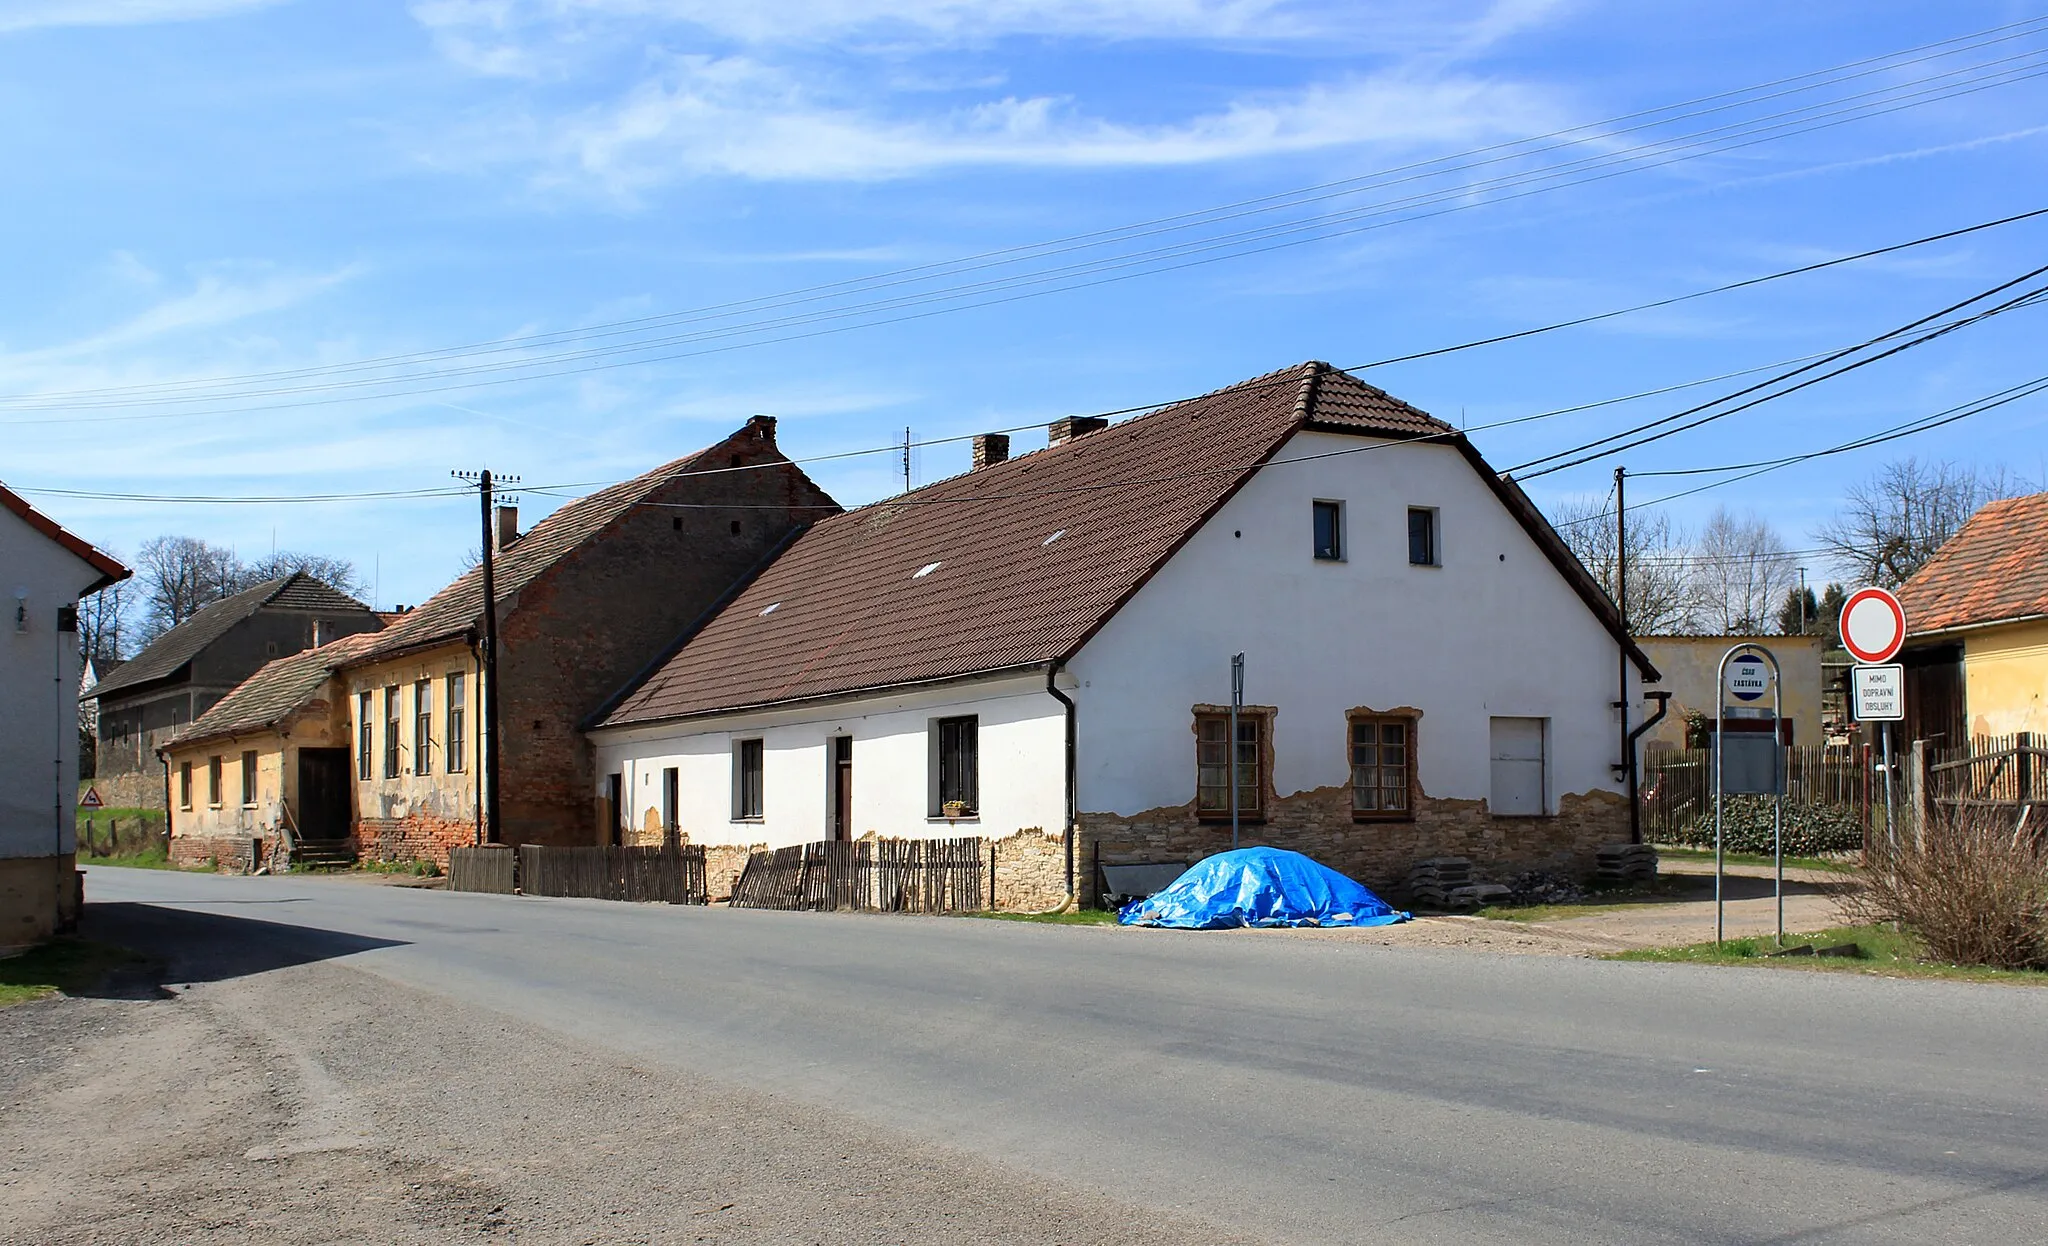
0, 939, 147, 1008
80, 843, 181, 870
1609, 923, 2048, 984
967, 908, 1123, 925
350, 857, 442, 877
1650, 845, 1859, 874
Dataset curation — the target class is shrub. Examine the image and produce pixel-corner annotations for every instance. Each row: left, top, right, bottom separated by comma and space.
1842, 808, 2048, 970
1666, 797, 1866, 856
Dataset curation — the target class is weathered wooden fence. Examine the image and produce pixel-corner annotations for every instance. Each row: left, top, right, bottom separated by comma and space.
1927, 732, 2048, 815
1639, 745, 1877, 843
75, 811, 169, 859
500, 844, 708, 903
447, 845, 516, 894
730, 838, 985, 913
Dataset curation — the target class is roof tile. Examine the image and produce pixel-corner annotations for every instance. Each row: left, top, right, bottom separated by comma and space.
1899, 491, 2048, 635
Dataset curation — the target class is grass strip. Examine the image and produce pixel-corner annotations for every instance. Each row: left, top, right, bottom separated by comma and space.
1608, 923, 2048, 984
0, 939, 146, 1008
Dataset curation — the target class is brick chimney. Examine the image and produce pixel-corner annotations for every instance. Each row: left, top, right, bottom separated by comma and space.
494, 504, 519, 553
1048, 416, 1107, 446
971, 433, 1010, 469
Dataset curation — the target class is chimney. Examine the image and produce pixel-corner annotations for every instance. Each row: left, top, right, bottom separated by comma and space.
1048, 416, 1107, 446
971, 433, 1010, 469
494, 504, 519, 553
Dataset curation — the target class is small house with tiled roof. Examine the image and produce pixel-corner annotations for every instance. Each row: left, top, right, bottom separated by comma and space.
158, 631, 381, 870
1, 481, 128, 944
589, 363, 1658, 907
330, 416, 838, 865
1897, 489, 2048, 742
86, 572, 382, 811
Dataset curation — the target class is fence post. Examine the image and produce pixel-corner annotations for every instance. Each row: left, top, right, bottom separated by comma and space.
1905, 738, 1929, 846
2019, 732, 2035, 806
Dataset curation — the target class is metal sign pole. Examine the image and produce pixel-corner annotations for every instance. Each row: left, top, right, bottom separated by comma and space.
1229, 653, 1244, 852
1771, 655, 1784, 947
1714, 648, 1729, 946
1881, 720, 1897, 855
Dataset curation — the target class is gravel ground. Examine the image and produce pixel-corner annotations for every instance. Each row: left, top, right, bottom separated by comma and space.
0, 957, 1253, 1246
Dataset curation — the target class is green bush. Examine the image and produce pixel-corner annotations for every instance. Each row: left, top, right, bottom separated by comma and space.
1667, 797, 1865, 856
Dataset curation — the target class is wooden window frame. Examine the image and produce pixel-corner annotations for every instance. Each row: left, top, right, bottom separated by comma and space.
933, 716, 979, 816
241, 750, 259, 808
1194, 708, 1269, 822
207, 755, 223, 808
179, 760, 193, 810
445, 672, 467, 773
413, 678, 433, 776
1349, 712, 1417, 821
733, 739, 764, 821
357, 691, 373, 781
382, 685, 401, 780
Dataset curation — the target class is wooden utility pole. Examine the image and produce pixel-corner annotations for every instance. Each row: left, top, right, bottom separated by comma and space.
453, 468, 517, 846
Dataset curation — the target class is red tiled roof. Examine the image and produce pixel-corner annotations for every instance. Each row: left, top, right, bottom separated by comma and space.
1899, 490, 2048, 635
599, 362, 1651, 728
160, 631, 381, 752
0, 481, 129, 593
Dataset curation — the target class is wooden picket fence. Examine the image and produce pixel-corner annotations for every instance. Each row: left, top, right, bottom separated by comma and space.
500, 843, 708, 903
1928, 732, 2048, 813
730, 838, 985, 913
1639, 745, 1878, 842
447, 845, 516, 894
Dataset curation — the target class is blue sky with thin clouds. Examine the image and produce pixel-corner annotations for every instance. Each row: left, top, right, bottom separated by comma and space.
3, 0, 2045, 609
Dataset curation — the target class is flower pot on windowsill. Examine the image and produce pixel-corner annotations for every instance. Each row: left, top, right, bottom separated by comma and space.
941, 801, 971, 821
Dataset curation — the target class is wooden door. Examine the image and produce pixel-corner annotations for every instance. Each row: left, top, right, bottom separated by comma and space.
830, 737, 853, 842
297, 748, 352, 840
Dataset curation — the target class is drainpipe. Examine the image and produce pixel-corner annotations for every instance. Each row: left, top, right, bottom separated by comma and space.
1627, 691, 1672, 844
1045, 661, 1078, 910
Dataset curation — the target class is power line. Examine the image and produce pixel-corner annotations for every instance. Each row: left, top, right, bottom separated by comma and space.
27, 14, 2046, 406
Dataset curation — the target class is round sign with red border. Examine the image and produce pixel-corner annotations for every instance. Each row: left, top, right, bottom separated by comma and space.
1840, 586, 1907, 664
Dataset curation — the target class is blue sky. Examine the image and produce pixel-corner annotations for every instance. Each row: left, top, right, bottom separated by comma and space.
4, 0, 2046, 609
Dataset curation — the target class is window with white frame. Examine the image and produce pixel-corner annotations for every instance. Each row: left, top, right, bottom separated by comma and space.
733, 740, 764, 820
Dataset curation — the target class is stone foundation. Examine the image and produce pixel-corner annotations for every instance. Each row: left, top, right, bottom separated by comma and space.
1076, 786, 1628, 907
0, 855, 80, 948
169, 832, 273, 873
989, 828, 1068, 912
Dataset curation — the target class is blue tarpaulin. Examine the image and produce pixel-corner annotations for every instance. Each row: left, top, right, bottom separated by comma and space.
1117, 847, 1411, 929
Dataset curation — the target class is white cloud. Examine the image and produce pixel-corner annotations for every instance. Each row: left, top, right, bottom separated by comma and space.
0, 266, 358, 372
499, 54, 1559, 189
0, 0, 287, 34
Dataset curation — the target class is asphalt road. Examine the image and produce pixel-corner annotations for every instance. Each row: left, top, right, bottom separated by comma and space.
74, 867, 2048, 1244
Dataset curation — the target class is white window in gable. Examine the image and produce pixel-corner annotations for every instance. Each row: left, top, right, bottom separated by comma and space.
1312, 500, 1343, 561
1408, 507, 1440, 567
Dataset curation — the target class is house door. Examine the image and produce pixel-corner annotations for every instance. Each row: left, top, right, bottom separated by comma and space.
830, 737, 853, 841
297, 748, 352, 840
1488, 717, 1549, 817
606, 773, 623, 847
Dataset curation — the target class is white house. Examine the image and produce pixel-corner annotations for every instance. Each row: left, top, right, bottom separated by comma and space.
1, 482, 129, 946
588, 363, 1659, 908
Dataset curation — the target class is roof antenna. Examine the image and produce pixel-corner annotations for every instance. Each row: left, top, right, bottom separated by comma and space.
903, 427, 912, 493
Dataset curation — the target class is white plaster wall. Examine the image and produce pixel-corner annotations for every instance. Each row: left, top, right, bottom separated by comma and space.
1067, 429, 1638, 815
591, 674, 1066, 850
0, 507, 106, 859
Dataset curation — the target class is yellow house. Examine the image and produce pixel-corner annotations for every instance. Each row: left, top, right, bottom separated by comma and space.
1634, 634, 1825, 751
1899, 491, 2048, 743
159, 632, 378, 870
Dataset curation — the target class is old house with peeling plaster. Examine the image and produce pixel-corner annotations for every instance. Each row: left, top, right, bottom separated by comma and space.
588, 362, 1660, 909
333, 416, 838, 866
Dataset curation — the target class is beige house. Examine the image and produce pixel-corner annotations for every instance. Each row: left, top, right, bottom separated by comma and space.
1898, 490, 2048, 744
1635, 634, 1825, 752
159, 632, 379, 871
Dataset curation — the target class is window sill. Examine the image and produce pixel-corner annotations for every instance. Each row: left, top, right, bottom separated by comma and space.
1351, 812, 1416, 823
927, 815, 980, 824
730, 817, 765, 825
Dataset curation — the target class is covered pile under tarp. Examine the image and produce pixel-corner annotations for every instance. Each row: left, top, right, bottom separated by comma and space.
1117, 847, 1411, 929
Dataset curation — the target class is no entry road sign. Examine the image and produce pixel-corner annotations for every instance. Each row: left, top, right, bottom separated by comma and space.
1840, 587, 1907, 665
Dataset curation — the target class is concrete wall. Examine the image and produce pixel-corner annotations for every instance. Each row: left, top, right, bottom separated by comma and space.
1962, 620, 2048, 737
1634, 635, 1824, 750
592, 673, 1067, 901
1063, 428, 1636, 893
0, 503, 109, 945
344, 640, 480, 865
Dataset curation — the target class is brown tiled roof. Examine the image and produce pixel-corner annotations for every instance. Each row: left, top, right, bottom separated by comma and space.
350, 422, 778, 664
1899, 490, 2048, 635
600, 362, 1652, 728
160, 631, 381, 752
0, 480, 129, 592
90, 572, 375, 701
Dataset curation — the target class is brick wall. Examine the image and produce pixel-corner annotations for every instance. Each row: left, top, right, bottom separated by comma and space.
494, 417, 839, 851
356, 815, 475, 868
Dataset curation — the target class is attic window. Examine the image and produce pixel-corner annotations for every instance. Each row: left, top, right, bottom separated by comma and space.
759, 602, 780, 616
1041, 529, 1066, 547
913, 562, 942, 579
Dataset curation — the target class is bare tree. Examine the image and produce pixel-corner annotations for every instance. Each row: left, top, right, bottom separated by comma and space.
1687, 507, 1795, 634
1817, 458, 2038, 588
76, 577, 132, 668
134, 536, 243, 643
1548, 495, 1693, 634
239, 550, 367, 599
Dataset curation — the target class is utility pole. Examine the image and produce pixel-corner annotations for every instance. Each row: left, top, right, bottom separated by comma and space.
1797, 566, 1809, 633
1616, 466, 1639, 844
453, 468, 518, 846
